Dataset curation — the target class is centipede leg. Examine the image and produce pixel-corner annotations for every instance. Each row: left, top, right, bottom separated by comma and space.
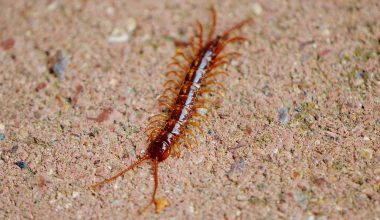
201, 87, 225, 98
221, 18, 252, 37
210, 60, 229, 69
147, 118, 167, 127
193, 112, 212, 127
195, 20, 203, 49
205, 71, 229, 80
158, 94, 176, 103
203, 81, 227, 91
216, 52, 241, 61
145, 126, 162, 136
187, 120, 206, 139
170, 142, 182, 157
162, 87, 178, 97
207, 6, 217, 42
148, 113, 168, 122
185, 128, 198, 147
168, 60, 188, 72
174, 51, 192, 64
179, 135, 192, 149
217, 36, 248, 53
189, 36, 197, 56
165, 70, 184, 78
159, 101, 174, 110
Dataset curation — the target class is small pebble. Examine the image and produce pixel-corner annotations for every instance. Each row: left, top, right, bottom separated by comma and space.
11, 145, 18, 154
252, 2, 263, 16
72, 191, 80, 199
278, 107, 289, 124
126, 17, 137, 33
229, 157, 245, 173
0, 123, 5, 132
355, 71, 364, 79
1, 38, 15, 50
52, 51, 69, 80
108, 28, 129, 43
0, 133, 5, 141
47, 2, 59, 11
108, 17, 136, 43
188, 203, 195, 213
360, 148, 373, 160
15, 161, 27, 169
236, 194, 250, 201
109, 78, 117, 87
155, 197, 169, 213
105, 6, 115, 16
321, 28, 330, 36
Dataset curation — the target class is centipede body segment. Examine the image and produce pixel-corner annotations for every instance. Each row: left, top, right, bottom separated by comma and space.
91, 7, 251, 213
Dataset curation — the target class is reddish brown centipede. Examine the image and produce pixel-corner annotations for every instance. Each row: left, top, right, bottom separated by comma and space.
91, 7, 251, 213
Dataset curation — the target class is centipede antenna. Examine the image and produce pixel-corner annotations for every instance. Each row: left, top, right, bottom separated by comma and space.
91, 154, 150, 190
221, 18, 253, 39
139, 158, 159, 214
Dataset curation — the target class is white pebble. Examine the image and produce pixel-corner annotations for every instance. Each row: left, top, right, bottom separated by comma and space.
188, 203, 194, 213
321, 28, 331, 36
106, 7, 115, 16
108, 28, 129, 43
72, 191, 80, 199
126, 17, 137, 33
252, 2, 263, 15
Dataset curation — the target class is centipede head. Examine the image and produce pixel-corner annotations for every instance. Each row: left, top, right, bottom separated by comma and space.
147, 138, 171, 162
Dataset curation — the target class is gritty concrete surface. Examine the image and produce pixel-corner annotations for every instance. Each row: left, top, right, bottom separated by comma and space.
0, 0, 379, 219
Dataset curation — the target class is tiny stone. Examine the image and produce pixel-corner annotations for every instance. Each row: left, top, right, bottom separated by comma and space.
278, 107, 289, 124
52, 50, 69, 80
15, 161, 27, 169
47, 2, 59, 11
105, 6, 114, 16
48, 140, 56, 147
0, 133, 5, 141
236, 194, 249, 201
360, 148, 373, 160
72, 191, 80, 199
321, 28, 330, 36
109, 78, 117, 86
363, 136, 370, 141
188, 203, 194, 213
0, 123, 5, 132
126, 17, 137, 33
229, 157, 245, 173
252, 2, 263, 15
355, 71, 364, 79
108, 28, 129, 43
155, 197, 169, 213
236, 210, 241, 217
1, 38, 15, 50
11, 145, 18, 154
295, 106, 302, 113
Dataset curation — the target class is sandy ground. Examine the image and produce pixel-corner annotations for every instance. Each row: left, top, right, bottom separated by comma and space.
0, 0, 379, 219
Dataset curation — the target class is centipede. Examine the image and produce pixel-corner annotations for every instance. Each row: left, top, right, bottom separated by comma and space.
91, 7, 251, 213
